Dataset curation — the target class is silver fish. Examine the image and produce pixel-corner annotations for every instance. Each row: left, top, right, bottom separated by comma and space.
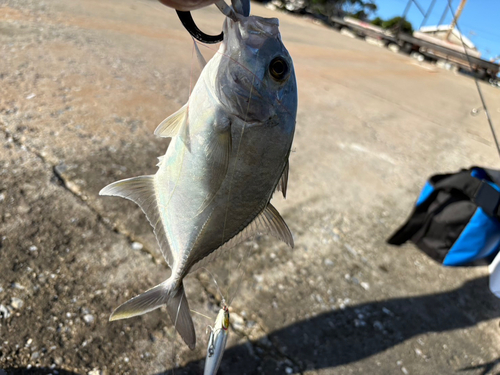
99, 12, 297, 350
204, 304, 229, 375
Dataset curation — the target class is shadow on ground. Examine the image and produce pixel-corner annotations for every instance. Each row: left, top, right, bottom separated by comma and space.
157, 276, 500, 375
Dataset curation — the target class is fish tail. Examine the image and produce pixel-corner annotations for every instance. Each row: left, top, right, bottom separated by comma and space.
166, 282, 196, 350
109, 282, 170, 321
109, 280, 196, 350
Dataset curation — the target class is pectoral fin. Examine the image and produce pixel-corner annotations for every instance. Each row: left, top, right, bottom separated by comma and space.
154, 104, 188, 138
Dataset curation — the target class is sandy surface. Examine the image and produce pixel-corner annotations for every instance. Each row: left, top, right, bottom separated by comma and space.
1, 0, 500, 374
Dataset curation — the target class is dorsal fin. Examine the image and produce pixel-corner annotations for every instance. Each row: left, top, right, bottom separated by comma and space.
99, 176, 174, 268
275, 160, 289, 198
154, 104, 188, 138
189, 203, 293, 273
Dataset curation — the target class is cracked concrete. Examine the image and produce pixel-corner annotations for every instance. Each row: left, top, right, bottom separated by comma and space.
2, 0, 500, 374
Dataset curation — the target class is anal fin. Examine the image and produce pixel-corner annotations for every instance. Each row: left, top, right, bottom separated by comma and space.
190, 203, 293, 273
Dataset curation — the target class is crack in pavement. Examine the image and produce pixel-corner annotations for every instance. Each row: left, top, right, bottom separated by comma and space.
2, 121, 303, 372
0, 122, 161, 265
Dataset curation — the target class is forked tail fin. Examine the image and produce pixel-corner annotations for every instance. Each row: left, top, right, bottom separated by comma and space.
167, 283, 196, 350
109, 282, 169, 321
109, 280, 196, 350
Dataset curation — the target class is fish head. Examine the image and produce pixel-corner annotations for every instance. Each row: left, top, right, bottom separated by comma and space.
216, 14, 297, 125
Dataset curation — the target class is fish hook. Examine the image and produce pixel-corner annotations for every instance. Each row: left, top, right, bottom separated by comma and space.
176, 10, 224, 44
176, 0, 250, 44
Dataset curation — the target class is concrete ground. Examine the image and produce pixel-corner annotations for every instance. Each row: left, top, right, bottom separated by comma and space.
2, 0, 500, 374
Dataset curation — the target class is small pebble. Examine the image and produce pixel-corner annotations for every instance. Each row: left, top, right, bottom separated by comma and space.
254, 275, 264, 283
360, 282, 370, 290
81, 307, 91, 314
131, 242, 143, 251
382, 307, 394, 316
26, 93, 36, 100
285, 367, 293, 374
11, 297, 23, 309
231, 312, 245, 331
0, 304, 11, 319
12, 282, 25, 290
29, 245, 38, 252
324, 259, 334, 266
401, 367, 409, 374
83, 314, 95, 324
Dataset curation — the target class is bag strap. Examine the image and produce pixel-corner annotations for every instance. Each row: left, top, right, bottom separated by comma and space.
436, 170, 500, 218
387, 169, 500, 245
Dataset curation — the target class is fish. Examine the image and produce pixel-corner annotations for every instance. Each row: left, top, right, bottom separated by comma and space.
204, 304, 230, 375
99, 11, 297, 350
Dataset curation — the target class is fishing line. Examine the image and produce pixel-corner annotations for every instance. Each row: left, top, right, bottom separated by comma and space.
200, 266, 226, 305
194, 38, 260, 308
227, 243, 255, 306
445, 0, 500, 159
190, 309, 212, 320
195, 31, 296, 307
221, 46, 259, 303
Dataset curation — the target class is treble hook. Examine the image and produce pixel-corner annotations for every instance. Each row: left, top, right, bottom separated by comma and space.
176, 0, 250, 44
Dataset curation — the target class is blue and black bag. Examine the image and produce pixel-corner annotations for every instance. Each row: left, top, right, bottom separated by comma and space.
387, 167, 500, 266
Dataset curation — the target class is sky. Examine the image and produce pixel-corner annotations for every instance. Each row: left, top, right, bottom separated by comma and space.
373, 0, 500, 60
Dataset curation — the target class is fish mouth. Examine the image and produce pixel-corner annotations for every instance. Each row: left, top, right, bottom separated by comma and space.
223, 15, 280, 51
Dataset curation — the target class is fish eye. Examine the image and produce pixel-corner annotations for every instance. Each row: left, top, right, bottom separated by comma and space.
269, 57, 289, 81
